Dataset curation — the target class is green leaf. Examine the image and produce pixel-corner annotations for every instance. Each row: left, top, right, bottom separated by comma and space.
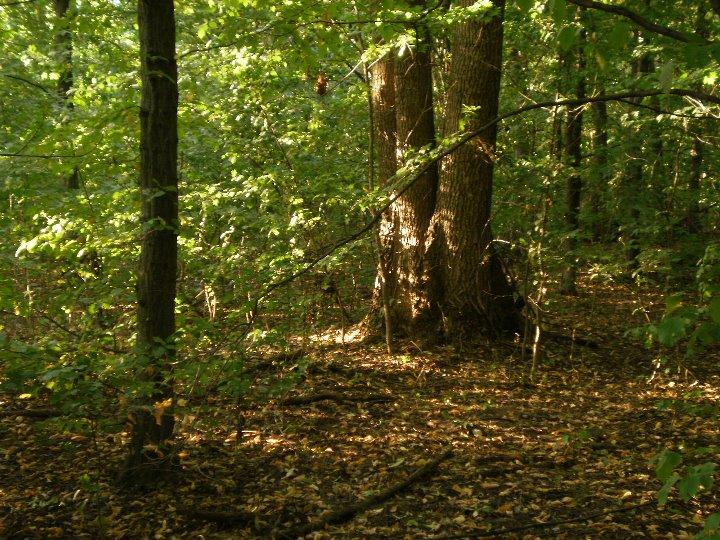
657, 473, 679, 505
665, 293, 684, 315
558, 26, 576, 51
656, 316, 687, 346
658, 61, 675, 91
551, 0, 568, 24
654, 450, 682, 481
709, 297, 720, 324
607, 21, 630, 49
517, 0, 533, 12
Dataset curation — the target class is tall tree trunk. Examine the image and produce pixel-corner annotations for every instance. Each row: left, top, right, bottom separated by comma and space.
589, 93, 609, 242
384, 10, 439, 335
560, 27, 586, 295
424, 0, 519, 338
622, 50, 654, 267
118, 0, 178, 487
54, 0, 79, 189
370, 54, 399, 340
686, 132, 703, 233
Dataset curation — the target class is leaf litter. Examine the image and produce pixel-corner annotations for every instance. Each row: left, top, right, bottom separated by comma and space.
1, 278, 719, 538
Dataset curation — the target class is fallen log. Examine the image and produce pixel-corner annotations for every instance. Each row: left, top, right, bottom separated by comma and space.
277, 446, 454, 539
279, 391, 392, 406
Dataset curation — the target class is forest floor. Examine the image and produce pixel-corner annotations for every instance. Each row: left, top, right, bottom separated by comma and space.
1, 276, 720, 539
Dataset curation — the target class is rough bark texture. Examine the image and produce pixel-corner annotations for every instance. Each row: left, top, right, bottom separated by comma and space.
370, 54, 399, 333
560, 28, 586, 295
118, 0, 178, 487
386, 14, 439, 334
424, 0, 519, 338
54, 0, 79, 189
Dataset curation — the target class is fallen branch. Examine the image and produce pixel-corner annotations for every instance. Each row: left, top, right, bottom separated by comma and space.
279, 391, 393, 406
180, 507, 254, 526
277, 447, 454, 539
0, 407, 62, 419
432, 501, 654, 539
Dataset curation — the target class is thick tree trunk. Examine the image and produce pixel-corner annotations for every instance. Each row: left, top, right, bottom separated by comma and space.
54, 0, 79, 189
385, 13, 439, 335
118, 0, 178, 487
424, 0, 519, 338
560, 28, 586, 295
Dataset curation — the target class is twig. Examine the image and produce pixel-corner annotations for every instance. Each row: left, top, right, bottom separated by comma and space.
277, 447, 454, 539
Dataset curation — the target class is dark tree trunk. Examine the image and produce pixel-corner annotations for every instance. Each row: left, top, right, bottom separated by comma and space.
118, 0, 178, 487
384, 10, 439, 335
560, 28, 586, 295
686, 132, 703, 234
622, 50, 654, 266
589, 97, 609, 239
424, 0, 519, 339
54, 0, 79, 189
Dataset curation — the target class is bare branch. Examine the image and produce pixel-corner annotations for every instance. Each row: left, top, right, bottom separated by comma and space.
566, 0, 711, 44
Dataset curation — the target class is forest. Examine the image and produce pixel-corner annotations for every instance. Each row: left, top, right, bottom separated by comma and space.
0, 0, 719, 537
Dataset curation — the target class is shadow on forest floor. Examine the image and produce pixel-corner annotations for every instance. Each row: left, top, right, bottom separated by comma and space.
1, 277, 719, 538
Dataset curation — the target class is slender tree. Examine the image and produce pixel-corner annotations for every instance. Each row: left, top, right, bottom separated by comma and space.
118, 0, 178, 486
54, 0, 79, 189
560, 25, 586, 295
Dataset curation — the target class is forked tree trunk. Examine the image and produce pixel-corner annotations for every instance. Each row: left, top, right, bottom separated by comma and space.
424, 0, 519, 338
54, 0, 79, 189
560, 27, 586, 295
118, 0, 178, 487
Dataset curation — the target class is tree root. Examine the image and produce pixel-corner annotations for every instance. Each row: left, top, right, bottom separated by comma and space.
276, 446, 454, 539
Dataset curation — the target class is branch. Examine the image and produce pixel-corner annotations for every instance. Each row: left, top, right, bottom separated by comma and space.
0, 0, 38, 6
277, 447, 454, 539
566, 0, 710, 44
2, 74, 52, 95
252, 87, 720, 308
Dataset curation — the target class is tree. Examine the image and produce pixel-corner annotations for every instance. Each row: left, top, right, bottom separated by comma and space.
118, 0, 179, 486
54, 0, 79, 189
559, 21, 586, 295
375, 0, 519, 341
425, 0, 519, 338
377, 1, 439, 337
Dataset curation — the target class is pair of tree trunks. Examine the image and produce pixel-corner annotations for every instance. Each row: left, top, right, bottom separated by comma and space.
372, 0, 519, 343
117, 0, 178, 487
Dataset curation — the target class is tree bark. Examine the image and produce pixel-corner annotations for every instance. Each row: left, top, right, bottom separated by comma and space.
560, 27, 586, 295
54, 0, 79, 189
385, 7, 439, 334
118, 0, 178, 487
589, 94, 609, 242
424, 0, 519, 338
370, 53, 399, 344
